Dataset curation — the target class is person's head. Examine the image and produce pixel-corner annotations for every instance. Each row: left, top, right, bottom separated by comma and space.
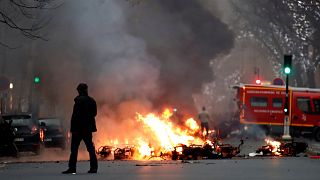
202, 106, 206, 111
77, 83, 88, 95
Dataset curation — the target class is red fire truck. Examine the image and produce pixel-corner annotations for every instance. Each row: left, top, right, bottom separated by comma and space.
233, 83, 320, 141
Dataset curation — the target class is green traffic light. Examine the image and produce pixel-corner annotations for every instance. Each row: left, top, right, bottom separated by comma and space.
284, 55, 292, 75
284, 67, 291, 74
34, 77, 40, 83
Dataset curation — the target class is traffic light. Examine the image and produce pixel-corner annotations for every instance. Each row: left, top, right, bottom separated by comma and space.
34, 76, 41, 84
284, 55, 292, 75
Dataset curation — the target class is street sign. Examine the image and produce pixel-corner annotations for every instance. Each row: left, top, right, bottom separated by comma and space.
0, 76, 10, 91
273, 78, 284, 85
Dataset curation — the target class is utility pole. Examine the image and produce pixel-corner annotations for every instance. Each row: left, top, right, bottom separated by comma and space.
282, 55, 292, 140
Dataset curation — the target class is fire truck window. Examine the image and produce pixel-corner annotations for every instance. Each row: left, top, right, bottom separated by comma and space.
272, 98, 282, 108
250, 97, 268, 107
297, 98, 312, 113
314, 99, 320, 114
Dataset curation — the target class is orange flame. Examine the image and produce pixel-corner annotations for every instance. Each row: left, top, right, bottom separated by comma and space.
96, 108, 204, 160
162, 108, 173, 119
265, 138, 281, 155
185, 118, 200, 132
136, 112, 203, 151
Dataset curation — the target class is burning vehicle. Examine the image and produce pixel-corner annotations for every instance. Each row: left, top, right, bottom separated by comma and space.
114, 145, 136, 160
96, 108, 205, 160
96, 145, 137, 160
250, 139, 308, 157
96, 146, 113, 158
171, 139, 243, 160
172, 144, 203, 160
215, 142, 243, 158
95, 108, 243, 160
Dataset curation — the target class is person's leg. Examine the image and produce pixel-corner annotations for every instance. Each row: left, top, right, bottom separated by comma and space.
68, 133, 82, 170
206, 122, 210, 138
201, 122, 207, 137
201, 122, 205, 133
205, 122, 209, 135
83, 133, 98, 172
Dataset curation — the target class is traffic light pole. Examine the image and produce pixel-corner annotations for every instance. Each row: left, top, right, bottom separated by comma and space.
282, 74, 292, 140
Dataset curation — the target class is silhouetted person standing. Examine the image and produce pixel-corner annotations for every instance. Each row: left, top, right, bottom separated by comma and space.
198, 106, 210, 139
63, 83, 98, 174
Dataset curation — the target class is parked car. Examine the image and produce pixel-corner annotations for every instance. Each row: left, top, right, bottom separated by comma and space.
2, 114, 44, 155
39, 118, 67, 149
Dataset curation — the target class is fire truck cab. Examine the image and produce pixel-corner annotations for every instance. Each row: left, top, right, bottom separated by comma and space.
234, 83, 320, 141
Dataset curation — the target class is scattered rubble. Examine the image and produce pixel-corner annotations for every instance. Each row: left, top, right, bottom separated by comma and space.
250, 139, 308, 157
96, 138, 243, 160
96, 137, 313, 160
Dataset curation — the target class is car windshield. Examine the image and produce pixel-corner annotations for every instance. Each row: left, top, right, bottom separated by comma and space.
11, 118, 34, 126
2, 115, 34, 126
39, 119, 62, 126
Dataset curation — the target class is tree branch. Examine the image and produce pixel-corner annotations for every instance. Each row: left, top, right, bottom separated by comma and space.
0, 40, 21, 49
0, 10, 47, 40
10, 0, 42, 9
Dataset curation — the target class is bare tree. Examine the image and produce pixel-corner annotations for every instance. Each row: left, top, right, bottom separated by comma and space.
0, 0, 62, 48
231, 0, 320, 87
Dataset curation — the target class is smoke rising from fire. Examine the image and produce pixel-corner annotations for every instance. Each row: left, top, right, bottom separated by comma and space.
32, 0, 234, 118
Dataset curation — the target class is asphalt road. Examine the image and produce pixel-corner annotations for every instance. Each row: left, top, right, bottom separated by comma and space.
1, 157, 320, 180
1, 136, 320, 180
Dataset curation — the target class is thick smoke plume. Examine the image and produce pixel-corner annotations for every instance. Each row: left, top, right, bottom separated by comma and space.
31, 0, 234, 119
124, 0, 234, 114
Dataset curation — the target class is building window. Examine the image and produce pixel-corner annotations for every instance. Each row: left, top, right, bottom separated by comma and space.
297, 98, 312, 113
272, 98, 283, 108
250, 97, 268, 107
313, 99, 320, 114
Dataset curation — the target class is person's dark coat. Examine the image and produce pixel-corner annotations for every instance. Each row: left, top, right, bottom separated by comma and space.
0, 120, 15, 143
70, 94, 97, 133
